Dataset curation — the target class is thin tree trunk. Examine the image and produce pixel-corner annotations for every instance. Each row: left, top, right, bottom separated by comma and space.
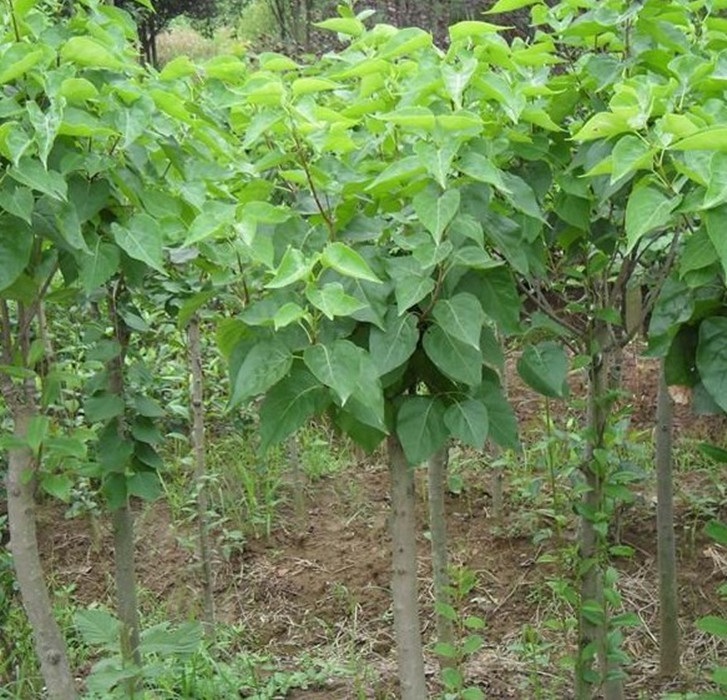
6, 398, 79, 700
428, 445, 454, 665
576, 355, 624, 700
656, 363, 679, 676
188, 315, 215, 637
388, 435, 427, 700
107, 294, 142, 680
287, 434, 307, 527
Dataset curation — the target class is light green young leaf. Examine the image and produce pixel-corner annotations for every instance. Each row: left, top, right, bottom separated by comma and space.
9, 158, 67, 201
60, 36, 125, 70
396, 397, 449, 465
273, 302, 307, 330
321, 242, 381, 283
449, 21, 503, 42
703, 153, 727, 210
485, 0, 541, 12
432, 293, 485, 349
413, 189, 460, 243
444, 399, 489, 449
314, 17, 365, 36
624, 183, 678, 253
696, 615, 727, 639
610, 134, 653, 183
306, 283, 366, 319
266, 247, 313, 288
572, 111, 632, 141
0, 45, 45, 85
671, 126, 727, 152
369, 310, 419, 376
229, 339, 292, 408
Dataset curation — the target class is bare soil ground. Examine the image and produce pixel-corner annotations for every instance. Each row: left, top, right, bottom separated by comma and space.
37, 347, 727, 698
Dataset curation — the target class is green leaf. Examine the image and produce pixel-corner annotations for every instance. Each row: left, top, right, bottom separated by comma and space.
696, 317, 727, 413
79, 240, 120, 293
572, 111, 632, 141
159, 56, 197, 80
9, 158, 67, 201
315, 17, 365, 36
273, 302, 307, 330
306, 282, 366, 319
0, 45, 45, 84
84, 394, 125, 423
127, 472, 161, 501
259, 365, 330, 450
412, 189, 460, 243
517, 342, 569, 398
111, 214, 165, 274
292, 77, 341, 96
449, 21, 502, 42
366, 156, 427, 192
458, 151, 509, 192
432, 293, 485, 349
486, 0, 541, 12
473, 371, 519, 450
396, 397, 449, 464
74, 609, 120, 649
266, 247, 313, 289
0, 183, 34, 224
304, 340, 363, 405
134, 396, 165, 418
321, 242, 381, 283
229, 339, 292, 408
369, 310, 419, 376
671, 126, 727, 151
624, 183, 678, 253
41, 474, 72, 502
703, 153, 727, 210
444, 399, 489, 449
705, 206, 727, 280
697, 616, 727, 639
0, 215, 33, 292
387, 257, 436, 315
706, 520, 727, 546
423, 325, 482, 386
60, 36, 125, 70
26, 416, 49, 455
610, 135, 653, 183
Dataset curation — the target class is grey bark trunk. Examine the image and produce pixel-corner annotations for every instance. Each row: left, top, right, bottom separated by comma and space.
576, 355, 624, 700
656, 363, 680, 676
427, 445, 454, 663
5, 398, 79, 700
188, 316, 215, 636
387, 435, 427, 699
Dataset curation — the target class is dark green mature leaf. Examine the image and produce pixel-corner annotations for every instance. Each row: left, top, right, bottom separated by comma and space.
396, 396, 448, 464
304, 340, 363, 404
369, 310, 419, 376
696, 317, 727, 413
413, 188, 460, 243
111, 214, 165, 274
517, 342, 569, 398
432, 293, 485, 349
423, 325, 482, 386
127, 471, 161, 501
0, 215, 33, 292
229, 339, 292, 408
444, 399, 488, 449
0, 183, 33, 223
79, 240, 120, 292
259, 365, 330, 450
83, 394, 125, 423
387, 256, 436, 314
473, 371, 519, 450
9, 158, 67, 201
647, 277, 694, 356
457, 268, 520, 334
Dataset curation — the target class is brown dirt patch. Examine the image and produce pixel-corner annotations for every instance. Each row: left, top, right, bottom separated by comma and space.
29, 346, 727, 697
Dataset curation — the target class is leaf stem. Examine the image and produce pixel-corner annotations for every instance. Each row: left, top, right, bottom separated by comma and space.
6, 0, 20, 42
